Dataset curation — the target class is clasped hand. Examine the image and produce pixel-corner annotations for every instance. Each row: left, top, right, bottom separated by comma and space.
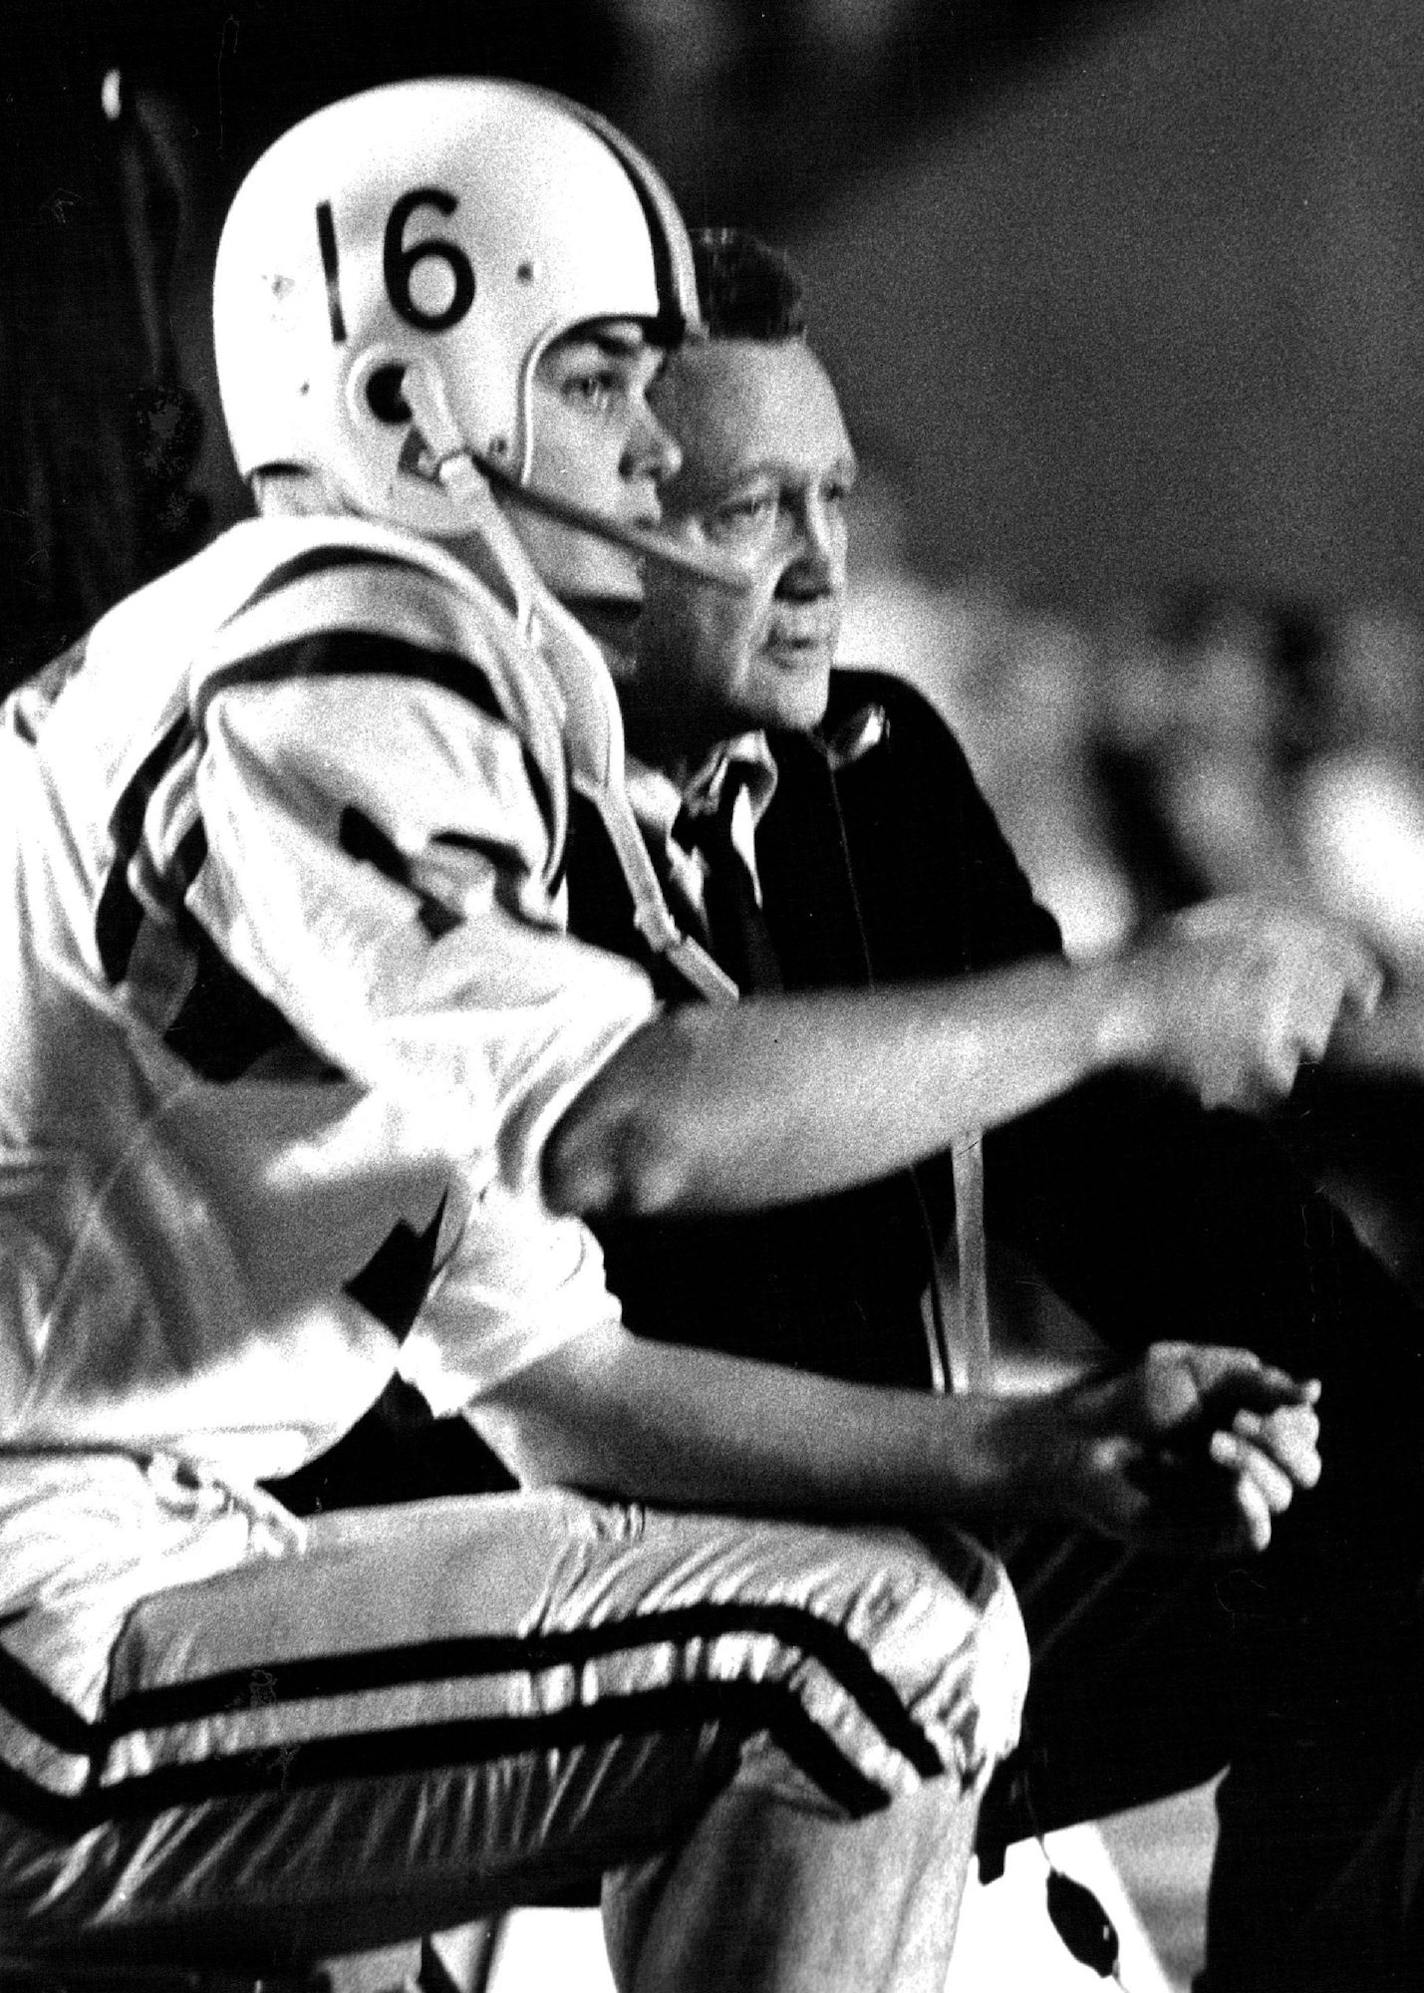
1044, 1341, 1321, 1557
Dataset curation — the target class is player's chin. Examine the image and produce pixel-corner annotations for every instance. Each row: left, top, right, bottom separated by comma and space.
547, 540, 646, 607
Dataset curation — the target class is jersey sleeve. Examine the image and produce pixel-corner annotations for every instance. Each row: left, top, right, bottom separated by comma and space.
190, 631, 656, 1203
178, 626, 654, 1401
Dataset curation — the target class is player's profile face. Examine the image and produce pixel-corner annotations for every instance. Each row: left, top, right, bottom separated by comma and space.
514, 318, 680, 602
629, 338, 856, 767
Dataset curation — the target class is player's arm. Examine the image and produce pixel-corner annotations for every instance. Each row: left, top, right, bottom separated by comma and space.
191, 632, 671, 1409
471, 1324, 1321, 1559
194, 628, 657, 1201
544, 897, 1382, 1218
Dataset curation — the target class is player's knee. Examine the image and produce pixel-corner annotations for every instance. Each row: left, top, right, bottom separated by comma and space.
757, 1524, 1029, 1814
861, 1528, 1029, 1792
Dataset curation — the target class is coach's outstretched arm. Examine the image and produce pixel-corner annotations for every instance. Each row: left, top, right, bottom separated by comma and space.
544, 894, 1381, 1217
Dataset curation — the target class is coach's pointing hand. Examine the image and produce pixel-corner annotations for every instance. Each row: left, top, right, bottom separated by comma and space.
1115, 895, 1382, 1109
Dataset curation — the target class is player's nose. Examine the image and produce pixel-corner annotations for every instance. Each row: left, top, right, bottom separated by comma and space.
623, 401, 682, 487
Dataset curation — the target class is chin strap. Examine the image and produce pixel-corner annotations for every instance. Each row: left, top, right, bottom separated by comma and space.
531, 581, 742, 1006
393, 374, 742, 1008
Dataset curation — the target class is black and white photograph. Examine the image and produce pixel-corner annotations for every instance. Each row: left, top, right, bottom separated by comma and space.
4, 5, 1424, 1988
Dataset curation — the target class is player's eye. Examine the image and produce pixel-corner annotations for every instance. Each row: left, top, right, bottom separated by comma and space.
560, 368, 622, 413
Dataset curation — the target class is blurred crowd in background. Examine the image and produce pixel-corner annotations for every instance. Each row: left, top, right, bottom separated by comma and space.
844, 525, 1424, 1297
847, 546, 1424, 969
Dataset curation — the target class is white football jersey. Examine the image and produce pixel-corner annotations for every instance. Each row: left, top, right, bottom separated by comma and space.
0, 513, 657, 1643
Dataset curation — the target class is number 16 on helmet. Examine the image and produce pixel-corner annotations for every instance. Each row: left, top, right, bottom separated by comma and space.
213, 78, 703, 540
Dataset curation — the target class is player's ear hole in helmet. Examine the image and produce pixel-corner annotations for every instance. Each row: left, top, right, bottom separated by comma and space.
212, 77, 701, 540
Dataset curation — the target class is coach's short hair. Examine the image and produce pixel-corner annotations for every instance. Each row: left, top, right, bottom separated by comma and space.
691, 228, 809, 342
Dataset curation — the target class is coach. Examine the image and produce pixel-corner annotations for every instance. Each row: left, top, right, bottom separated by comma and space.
529, 230, 1424, 1993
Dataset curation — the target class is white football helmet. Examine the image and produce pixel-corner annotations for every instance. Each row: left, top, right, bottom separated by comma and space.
212, 77, 701, 535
